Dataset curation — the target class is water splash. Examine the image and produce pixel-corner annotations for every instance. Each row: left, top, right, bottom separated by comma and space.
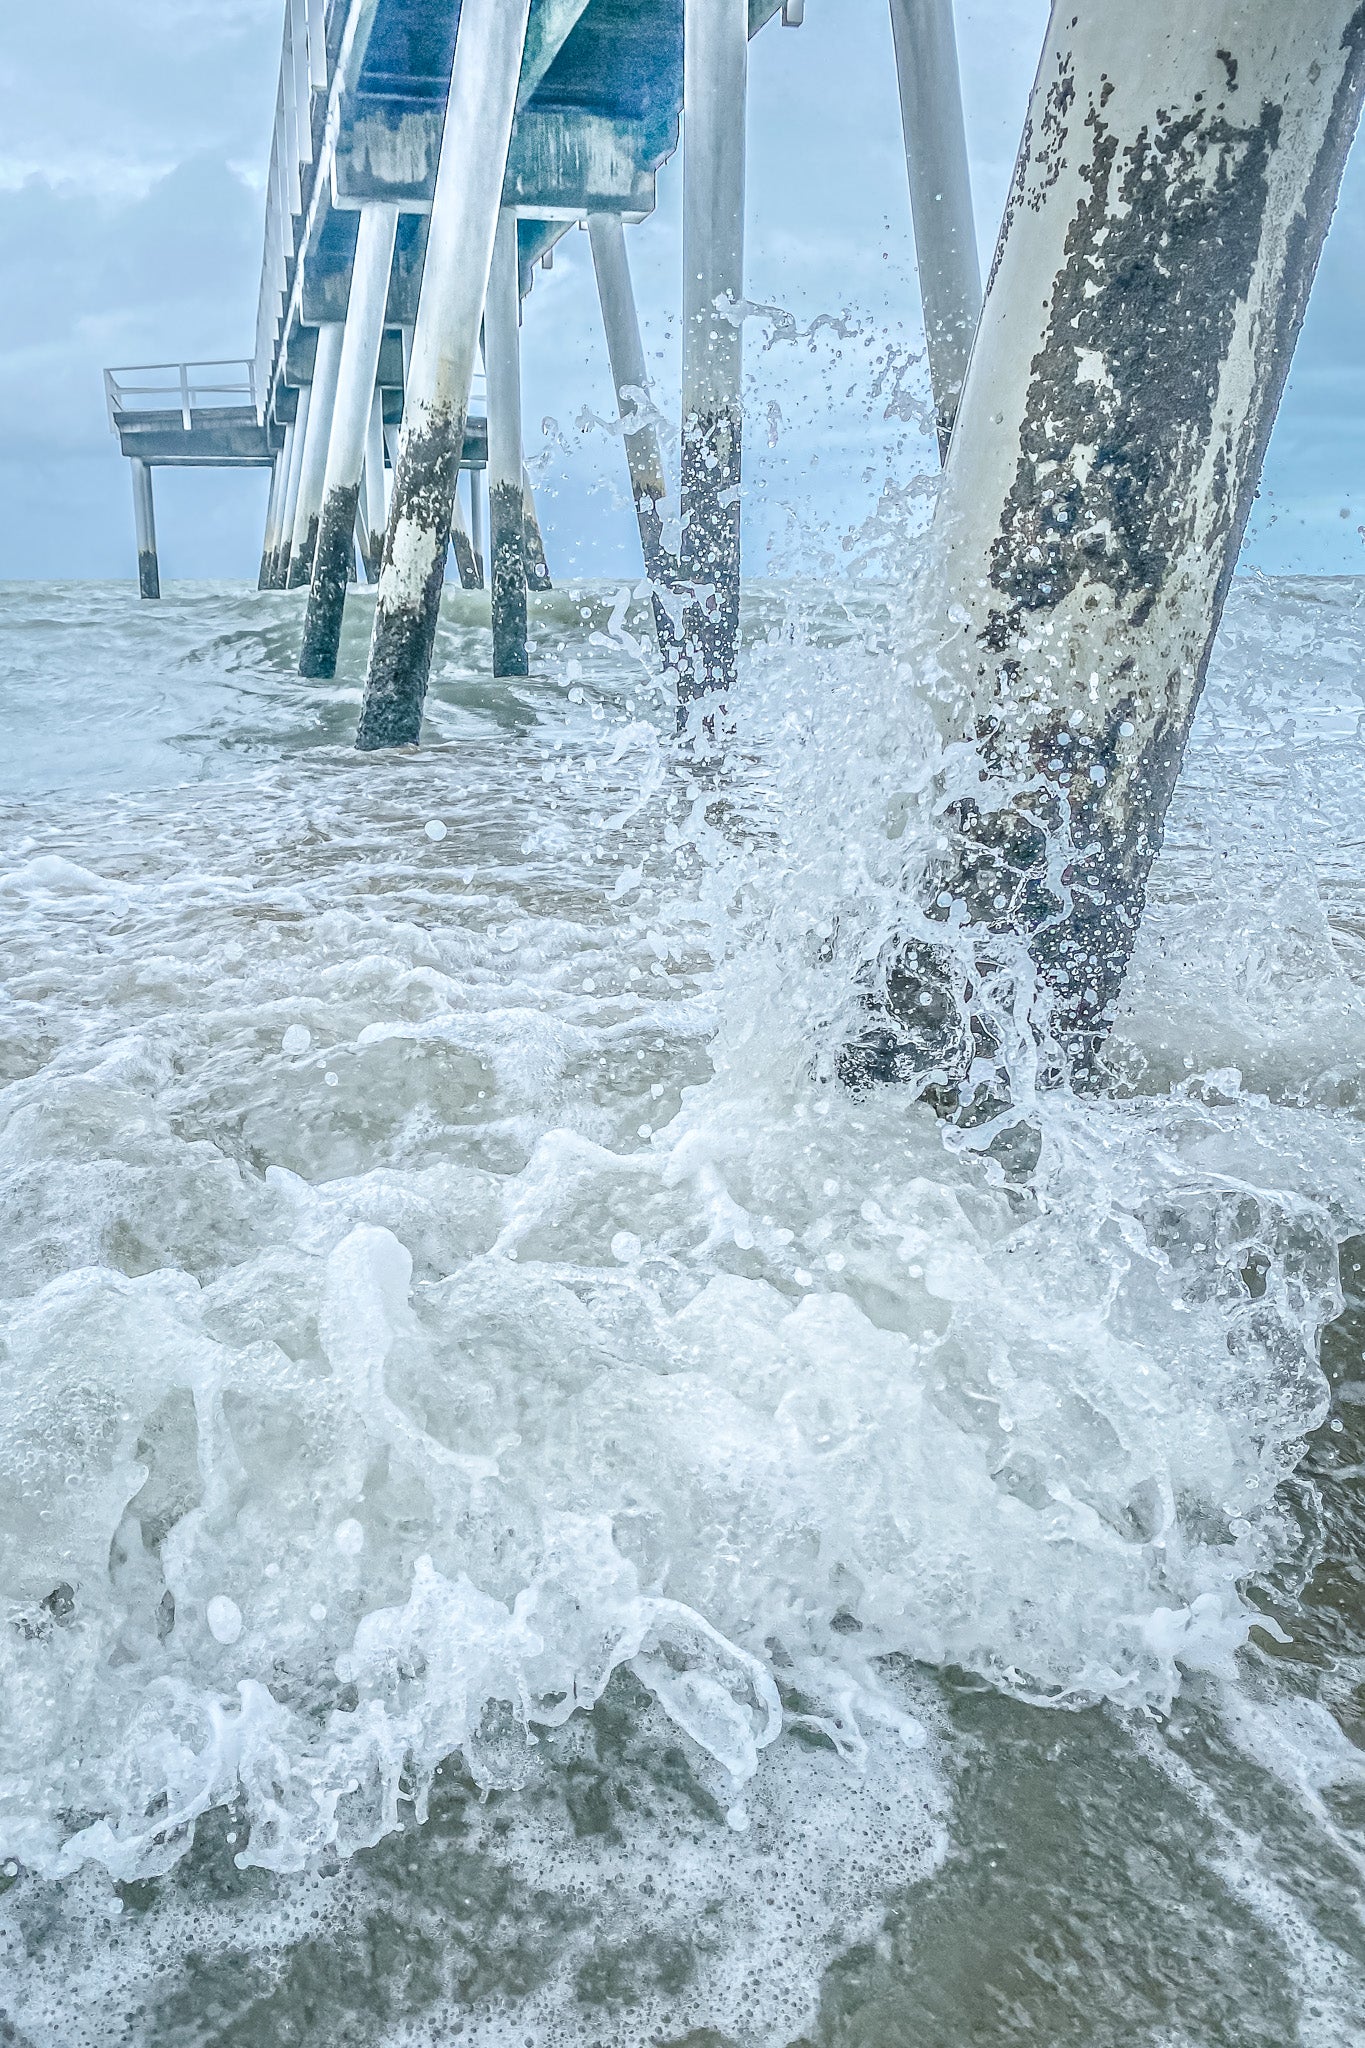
2, 574, 1365, 2040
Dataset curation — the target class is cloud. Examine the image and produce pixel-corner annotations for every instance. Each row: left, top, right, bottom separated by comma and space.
0, 157, 265, 455
0, 0, 1361, 581
0, 151, 269, 580
0, 0, 278, 193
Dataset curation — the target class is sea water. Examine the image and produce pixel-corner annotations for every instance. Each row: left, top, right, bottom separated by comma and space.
1, 572, 1364, 2045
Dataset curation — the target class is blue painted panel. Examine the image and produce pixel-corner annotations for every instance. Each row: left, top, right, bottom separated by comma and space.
354, 0, 682, 134
358, 0, 462, 96
535, 0, 683, 132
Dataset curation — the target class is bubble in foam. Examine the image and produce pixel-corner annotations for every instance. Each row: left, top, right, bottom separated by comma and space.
206, 1596, 243, 1645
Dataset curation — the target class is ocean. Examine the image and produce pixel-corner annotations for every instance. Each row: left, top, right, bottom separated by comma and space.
1, 570, 1364, 2044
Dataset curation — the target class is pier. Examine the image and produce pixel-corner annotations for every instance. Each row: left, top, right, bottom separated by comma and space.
104, 0, 979, 716
102, 0, 1365, 1088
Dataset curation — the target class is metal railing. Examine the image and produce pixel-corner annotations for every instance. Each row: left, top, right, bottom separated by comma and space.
104, 361, 260, 433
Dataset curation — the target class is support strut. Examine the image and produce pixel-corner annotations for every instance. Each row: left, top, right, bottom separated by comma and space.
300, 204, 399, 677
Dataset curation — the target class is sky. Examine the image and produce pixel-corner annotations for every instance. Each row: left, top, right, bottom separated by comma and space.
1, 0, 1363, 584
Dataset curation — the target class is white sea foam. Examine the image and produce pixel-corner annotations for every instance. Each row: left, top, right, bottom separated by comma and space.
1, 576, 1364, 2040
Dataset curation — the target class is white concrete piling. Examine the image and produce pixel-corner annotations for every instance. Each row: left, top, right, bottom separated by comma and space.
587, 212, 671, 594
522, 466, 551, 592
486, 211, 529, 678
847, 0, 1365, 1096
258, 433, 290, 590
469, 466, 486, 585
679, 0, 748, 723
359, 389, 388, 581
888, 0, 981, 456
300, 204, 399, 675
130, 458, 160, 601
273, 383, 311, 588
286, 321, 344, 587
354, 495, 373, 583
449, 471, 483, 590
356, 0, 532, 748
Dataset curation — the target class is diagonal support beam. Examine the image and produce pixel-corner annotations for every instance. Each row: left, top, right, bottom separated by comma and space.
516, 0, 592, 111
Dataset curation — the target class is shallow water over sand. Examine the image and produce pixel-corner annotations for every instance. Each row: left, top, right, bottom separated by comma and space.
2, 574, 1365, 2045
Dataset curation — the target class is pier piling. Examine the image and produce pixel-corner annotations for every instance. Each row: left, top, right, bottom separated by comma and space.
888, 0, 981, 457
356, 0, 532, 749
450, 473, 483, 590
273, 384, 310, 589
487, 211, 529, 679
286, 320, 343, 588
359, 390, 388, 581
258, 443, 287, 590
847, 0, 1365, 1099
522, 467, 551, 592
130, 458, 160, 601
469, 466, 486, 586
588, 212, 672, 599
300, 205, 399, 676
679, 0, 748, 726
